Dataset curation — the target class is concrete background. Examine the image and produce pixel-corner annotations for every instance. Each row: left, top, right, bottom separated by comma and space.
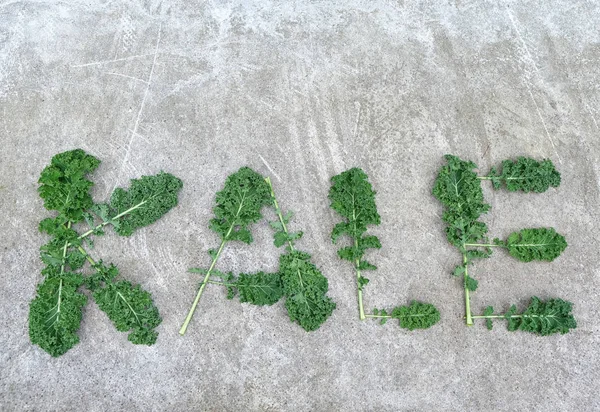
1, 1, 599, 410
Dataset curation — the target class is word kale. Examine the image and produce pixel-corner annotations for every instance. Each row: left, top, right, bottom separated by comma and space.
329, 168, 440, 330
433, 155, 576, 335
29, 149, 183, 357
179, 168, 335, 335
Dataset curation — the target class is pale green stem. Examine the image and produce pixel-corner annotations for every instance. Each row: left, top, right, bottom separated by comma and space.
78, 200, 148, 240
201, 280, 236, 287
264, 177, 295, 252
179, 239, 226, 335
180, 189, 248, 335
464, 243, 503, 248
365, 314, 391, 319
58, 221, 72, 275
472, 314, 546, 319
77, 245, 97, 266
463, 252, 473, 326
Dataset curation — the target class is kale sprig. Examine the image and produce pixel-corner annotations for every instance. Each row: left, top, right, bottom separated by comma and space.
179, 167, 272, 335
180, 170, 335, 334
433, 155, 575, 335
329, 168, 440, 331
29, 149, 183, 356
265, 177, 336, 331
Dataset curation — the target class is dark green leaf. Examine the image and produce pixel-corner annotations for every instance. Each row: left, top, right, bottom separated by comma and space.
38, 149, 100, 222
92, 280, 161, 345
235, 272, 283, 306
280, 251, 336, 331
109, 172, 183, 236
357, 276, 370, 290
465, 276, 478, 292
209, 167, 271, 243
29, 274, 87, 357
391, 301, 440, 330
484, 306, 494, 330
504, 297, 576, 335
491, 157, 561, 193
505, 228, 567, 262
452, 265, 466, 277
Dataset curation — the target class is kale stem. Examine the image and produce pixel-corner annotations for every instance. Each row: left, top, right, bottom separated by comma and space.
59, 222, 72, 275
200, 280, 236, 287
464, 243, 503, 248
179, 238, 226, 335
463, 252, 473, 326
180, 188, 248, 335
351, 193, 366, 321
78, 199, 148, 240
365, 314, 391, 319
76, 245, 97, 266
264, 177, 295, 251
477, 176, 494, 180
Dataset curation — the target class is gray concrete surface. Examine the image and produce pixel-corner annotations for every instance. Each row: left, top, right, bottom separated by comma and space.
1, 1, 600, 410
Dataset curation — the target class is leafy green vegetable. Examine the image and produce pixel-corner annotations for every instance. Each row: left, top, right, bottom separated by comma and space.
474, 298, 576, 335
234, 272, 283, 306
179, 167, 272, 335
330, 168, 439, 330
279, 251, 336, 331
181, 172, 335, 334
265, 177, 335, 331
501, 228, 567, 262
29, 149, 183, 356
29, 274, 87, 357
209, 167, 272, 243
434, 155, 575, 334
485, 157, 561, 192
38, 149, 100, 222
92, 276, 162, 345
109, 172, 184, 236
390, 302, 441, 331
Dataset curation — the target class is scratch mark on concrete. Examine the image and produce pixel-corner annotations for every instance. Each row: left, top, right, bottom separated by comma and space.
353, 101, 361, 138
527, 86, 561, 163
258, 154, 282, 181
105, 71, 149, 85
71, 53, 155, 68
127, 128, 150, 143
488, 97, 524, 120
507, 9, 560, 163
585, 103, 599, 130
507, 10, 540, 75
113, 24, 162, 191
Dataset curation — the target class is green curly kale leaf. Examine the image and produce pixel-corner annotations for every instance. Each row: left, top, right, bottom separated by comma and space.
234, 272, 283, 306
264, 177, 335, 331
391, 302, 441, 331
432, 155, 490, 249
109, 172, 184, 236
269, 210, 303, 249
38, 149, 100, 222
279, 251, 336, 332
487, 157, 561, 192
30, 149, 182, 356
180, 167, 272, 335
93, 278, 161, 345
329, 168, 381, 265
330, 168, 439, 330
210, 167, 272, 243
329, 168, 380, 317
29, 274, 87, 357
477, 297, 576, 335
502, 228, 567, 262
434, 154, 574, 333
